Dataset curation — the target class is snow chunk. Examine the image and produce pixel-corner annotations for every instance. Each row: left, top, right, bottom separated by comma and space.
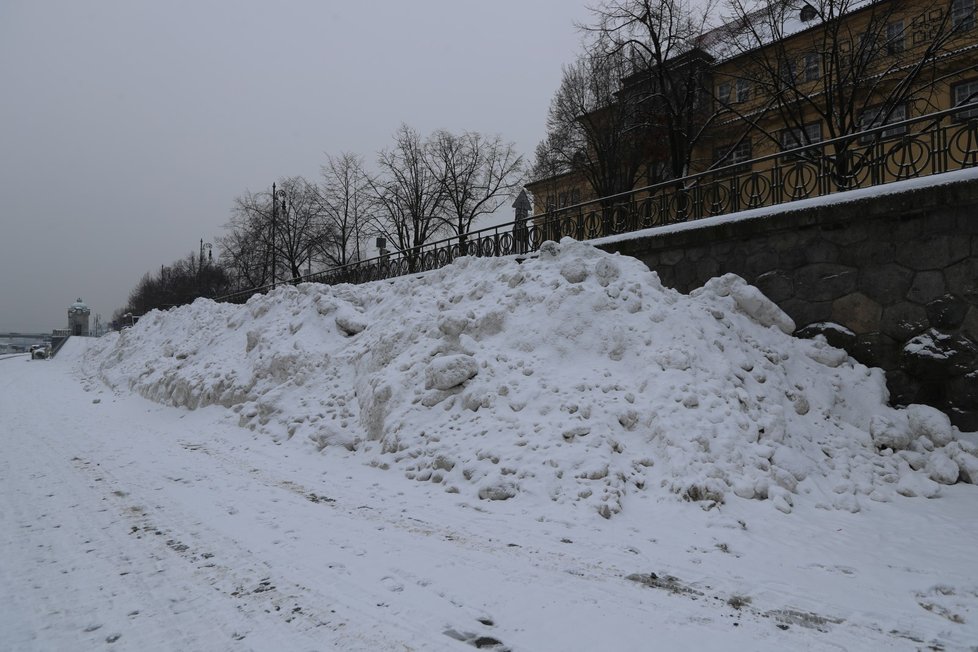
696, 274, 795, 334
438, 315, 469, 338
425, 355, 479, 391
896, 471, 941, 498
946, 444, 978, 483
478, 482, 517, 501
335, 309, 367, 336
729, 281, 795, 334
594, 258, 620, 287
802, 337, 850, 368
907, 404, 954, 447
538, 240, 559, 258
925, 452, 960, 485
870, 414, 912, 451
559, 260, 588, 284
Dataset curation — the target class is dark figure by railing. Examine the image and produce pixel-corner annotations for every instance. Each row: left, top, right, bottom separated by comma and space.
512, 189, 531, 255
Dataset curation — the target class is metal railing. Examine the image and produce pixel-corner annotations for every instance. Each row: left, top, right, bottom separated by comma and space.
217, 104, 978, 302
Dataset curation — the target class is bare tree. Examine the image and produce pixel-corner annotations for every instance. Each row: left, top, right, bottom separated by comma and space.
219, 193, 273, 291
529, 132, 569, 191
221, 176, 333, 288
121, 252, 229, 318
719, 0, 974, 183
319, 152, 373, 267
370, 124, 450, 269
125, 271, 164, 317
427, 130, 525, 252
533, 44, 654, 205
584, 0, 725, 180
273, 176, 332, 281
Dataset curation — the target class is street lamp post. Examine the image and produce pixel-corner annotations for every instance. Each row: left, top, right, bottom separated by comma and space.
271, 182, 286, 289
199, 238, 212, 267
198, 239, 212, 295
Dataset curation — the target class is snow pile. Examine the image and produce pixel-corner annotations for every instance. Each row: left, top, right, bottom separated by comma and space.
87, 239, 978, 517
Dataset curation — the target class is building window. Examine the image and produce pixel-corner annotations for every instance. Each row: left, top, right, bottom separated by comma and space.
780, 123, 823, 151
803, 53, 820, 81
779, 59, 796, 85
545, 195, 555, 212
558, 192, 568, 208
715, 140, 753, 170
859, 104, 908, 142
952, 0, 975, 29
856, 32, 877, 66
953, 79, 978, 119
716, 82, 731, 106
735, 79, 750, 103
570, 188, 581, 205
886, 20, 906, 54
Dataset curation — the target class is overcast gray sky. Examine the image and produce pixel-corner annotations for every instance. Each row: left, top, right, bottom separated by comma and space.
0, 0, 591, 332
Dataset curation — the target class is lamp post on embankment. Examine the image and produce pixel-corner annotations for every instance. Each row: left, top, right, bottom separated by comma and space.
271, 182, 286, 289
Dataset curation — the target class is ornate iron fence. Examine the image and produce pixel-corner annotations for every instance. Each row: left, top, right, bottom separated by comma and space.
217, 104, 978, 303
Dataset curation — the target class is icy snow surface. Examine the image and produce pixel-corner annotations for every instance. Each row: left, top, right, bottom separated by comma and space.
90, 239, 977, 517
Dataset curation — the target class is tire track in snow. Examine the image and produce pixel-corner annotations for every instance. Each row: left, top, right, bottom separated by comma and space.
0, 398, 247, 649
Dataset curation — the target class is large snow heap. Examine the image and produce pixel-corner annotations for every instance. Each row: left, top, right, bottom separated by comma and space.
89, 239, 978, 517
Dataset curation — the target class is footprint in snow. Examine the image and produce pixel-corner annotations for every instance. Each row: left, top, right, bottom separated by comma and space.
381, 576, 404, 592
443, 626, 509, 651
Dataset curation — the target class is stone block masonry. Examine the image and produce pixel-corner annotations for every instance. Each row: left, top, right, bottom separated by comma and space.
598, 175, 978, 431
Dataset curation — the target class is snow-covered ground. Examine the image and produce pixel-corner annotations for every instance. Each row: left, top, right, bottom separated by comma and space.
2, 240, 977, 651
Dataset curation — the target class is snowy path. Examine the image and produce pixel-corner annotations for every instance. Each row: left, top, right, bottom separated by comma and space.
2, 341, 977, 651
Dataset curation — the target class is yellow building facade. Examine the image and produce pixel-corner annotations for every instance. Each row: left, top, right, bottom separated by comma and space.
526, 0, 978, 222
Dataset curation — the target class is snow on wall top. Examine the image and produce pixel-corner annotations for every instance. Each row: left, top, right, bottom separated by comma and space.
87, 239, 977, 518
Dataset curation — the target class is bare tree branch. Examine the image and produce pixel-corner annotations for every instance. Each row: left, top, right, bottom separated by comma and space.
427, 130, 525, 250
369, 124, 450, 269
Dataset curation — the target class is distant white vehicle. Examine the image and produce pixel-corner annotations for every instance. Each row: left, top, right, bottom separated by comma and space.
29, 344, 47, 360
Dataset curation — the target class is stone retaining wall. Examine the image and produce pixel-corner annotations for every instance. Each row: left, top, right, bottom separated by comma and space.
597, 176, 978, 430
